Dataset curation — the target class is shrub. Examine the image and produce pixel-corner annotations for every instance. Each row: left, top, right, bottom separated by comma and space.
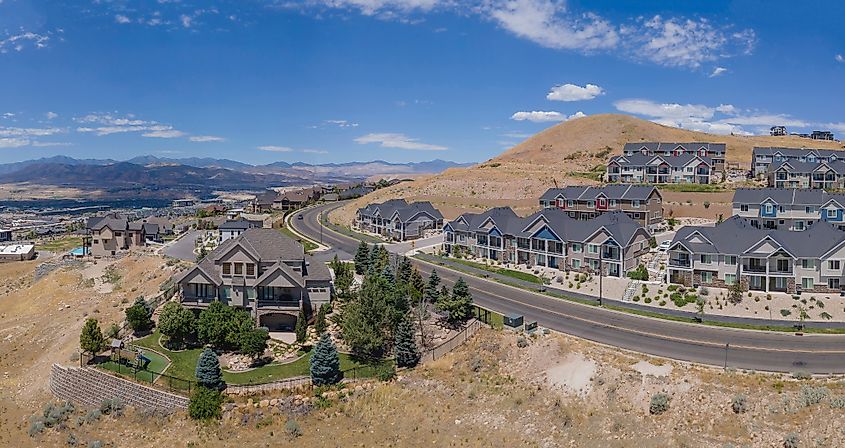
783, 433, 799, 448
798, 385, 829, 407
633, 296, 640, 302
28, 421, 44, 437
699, 286, 709, 296
377, 363, 397, 382
516, 336, 529, 348
667, 285, 679, 292
100, 398, 124, 416
829, 396, 845, 409
792, 371, 812, 380
627, 265, 649, 281
285, 419, 303, 439
188, 387, 223, 420
84, 409, 101, 424
780, 309, 791, 317
644, 297, 652, 304
816, 300, 825, 309
731, 394, 748, 414
649, 392, 670, 415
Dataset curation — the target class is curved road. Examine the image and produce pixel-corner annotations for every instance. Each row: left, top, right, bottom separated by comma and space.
293, 202, 845, 374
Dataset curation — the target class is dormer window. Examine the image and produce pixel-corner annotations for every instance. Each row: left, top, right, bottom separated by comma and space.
234, 263, 243, 275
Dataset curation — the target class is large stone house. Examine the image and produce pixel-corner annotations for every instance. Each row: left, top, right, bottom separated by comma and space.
174, 228, 332, 331
607, 153, 714, 184
85, 213, 159, 257
751, 147, 845, 178
443, 208, 650, 278
668, 216, 845, 294
356, 199, 444, 241
539, 185, 663, 233
732, 188, 845, 231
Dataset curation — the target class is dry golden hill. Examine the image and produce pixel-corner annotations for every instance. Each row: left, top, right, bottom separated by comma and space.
331, 114, 845, 224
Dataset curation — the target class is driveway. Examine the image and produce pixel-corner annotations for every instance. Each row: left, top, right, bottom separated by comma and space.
163, 230, 199, 261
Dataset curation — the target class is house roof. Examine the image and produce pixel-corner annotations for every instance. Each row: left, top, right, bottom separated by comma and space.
358, 199, 443, 222
766, 159, 845, 175
753, 146, 845, 159
622, 142, 726, 154
219, 219, 256, 230
732, 188, 845, 207
540, 185, 659, 202
671, 215, 845, 257
86, 213, 128, 231
609, 153, 713, 168
253, 190, 279, 206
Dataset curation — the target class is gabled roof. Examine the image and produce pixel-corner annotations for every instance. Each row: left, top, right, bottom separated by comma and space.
622, 142, 726, 155
86, 213, 129, 231
609, 153, 713, 168
753, 146, 845, 159
766, 159, 845, 175
540, 185, 660, 202
732, 188, 845, 207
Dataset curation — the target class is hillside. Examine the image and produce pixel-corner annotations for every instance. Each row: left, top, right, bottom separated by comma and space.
330, 114, 845, 224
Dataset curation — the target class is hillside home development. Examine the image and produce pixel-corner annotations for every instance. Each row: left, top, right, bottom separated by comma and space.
732, 188, 845, 231
765, 159, 845, 189
85, 213, 161, 257
668, 215, 845, 294
539, 185, 663, 233
443, 208, 650, 278
608, 142, 725, 184
356, 199, 444, 241
175, 228, 332, 331
751, 147, 845, 179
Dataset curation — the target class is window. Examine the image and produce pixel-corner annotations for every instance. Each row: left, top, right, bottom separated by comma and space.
765, 204, 774, 214
740, 204, 749, 212
571, 243, 582, 253
829, 278, 841, 289
222, 263, 231, 275
801, 259, 815, 269
802, 278, 814, 289
572, 259, 581, 269
246, 263, 255, 276
806, 206, 816, 213
632, 200, 641, 208
700, 271, 713, 283
700, 254, 712, 264
609, 199, 617, 207
193, 283, 212, 298
588, 244, 599, 254
234, 263, 243, 275
724, 274, 736, 285
827, 209, 837, 219
567, 200, 574, 208
828, 260, 841, 270
795, 221, 805, 231
725, 256, 737, 265
587, 201, 595, 209
776, 259, 789, 271
221, 287, 231, 299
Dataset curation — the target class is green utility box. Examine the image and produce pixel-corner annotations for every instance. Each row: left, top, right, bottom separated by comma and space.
503, 314, 524, 329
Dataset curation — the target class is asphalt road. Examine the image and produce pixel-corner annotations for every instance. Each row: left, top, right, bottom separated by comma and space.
292, 202, 845, 374
162, 230, 199, 261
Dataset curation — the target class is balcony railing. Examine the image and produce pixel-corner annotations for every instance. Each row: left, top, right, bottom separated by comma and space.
257, 300, 300, 309
741, 264, 767, 273
602, 251, 621, 260
668, 258, 691, 268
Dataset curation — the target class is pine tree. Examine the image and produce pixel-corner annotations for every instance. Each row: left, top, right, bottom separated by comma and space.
295, 307, 308, 344
315, 304, 328, 334
79, 318, 105, 355
394, 318, 420, 368
425, 270, 440, 303
409, 268, 425, 303
309, 333, 342, 385
354, 241, 370, 275
397, 256, 413, 287
195, 347, 225, 391
381, 264, 396, 285
341, 271, 393, 358
439, 277, 474, 324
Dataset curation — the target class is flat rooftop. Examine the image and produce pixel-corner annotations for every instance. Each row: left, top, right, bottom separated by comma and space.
0, 244, 35, 255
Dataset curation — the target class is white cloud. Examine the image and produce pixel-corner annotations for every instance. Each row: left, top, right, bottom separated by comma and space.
180, 14, 193, 27
45, 111, 59, 120
715, 104, 737, 115
188, 135, 225, 142
614, 99, 714, 121
0, 137, 29, 148
501, 132, 533, 138
325, 119, 359, 128
546, 83, 604, 101
143, 129, 186, 138
354, 133, 447, 150
115, 14, 131, 24
0, 30, 52, 54
303, 149, 329, 154
836, 54, 844, 63
487, 0, 618, 51
31, 141, 73, 147
709, 66, 728, 77
306, 0, 442, 17
2, 113, 15, 119
258, 145, 295, 152
510, 110, 585, 122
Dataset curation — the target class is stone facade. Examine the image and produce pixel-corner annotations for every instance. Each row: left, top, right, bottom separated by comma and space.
50, 364, 188, 411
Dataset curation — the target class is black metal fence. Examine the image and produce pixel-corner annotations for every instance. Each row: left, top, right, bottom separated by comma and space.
82, 348, 196, 396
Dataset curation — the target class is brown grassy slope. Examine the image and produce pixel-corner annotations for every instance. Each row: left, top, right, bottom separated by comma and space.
331, 114, 845, 224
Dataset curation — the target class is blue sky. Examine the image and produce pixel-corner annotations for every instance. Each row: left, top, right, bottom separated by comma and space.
0, 0, 843, 165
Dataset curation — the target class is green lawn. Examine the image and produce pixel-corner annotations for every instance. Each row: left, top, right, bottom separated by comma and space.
36, 236, 83, 252
132, 330, 392, 386
474, 305, 503, 329
447, 257, 544, 284
97, 349, 170, 384
278, 226, 319, 252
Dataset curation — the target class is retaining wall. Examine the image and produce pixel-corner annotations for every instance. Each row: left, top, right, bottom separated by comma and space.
50, 364, 188, 411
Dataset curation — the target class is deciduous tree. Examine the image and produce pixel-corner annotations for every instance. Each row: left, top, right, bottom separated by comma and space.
158, 301, 196, 348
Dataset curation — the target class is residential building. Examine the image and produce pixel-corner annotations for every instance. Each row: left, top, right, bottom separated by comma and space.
85, 213, 159, 257
751, 147, 845, 178
356, 199, 444, 241
339, 185, 373, 200
272, 189, 314, 211
811, 131, 835, 141
0, 229, 11, 242
539, 185, 663, 232
732, 188, 845, 231
0, 244, 35, 262
251, 190, 278, 213
621, 142, 726, 167
607, 153, 714, 184
172, 199, 195, 208
174, 228, 332, 331
668, 215, 845, 294
219, 219, 263, 243
766, 159, 845, 189
770, 126, 787, 136
443, 208, 650, 277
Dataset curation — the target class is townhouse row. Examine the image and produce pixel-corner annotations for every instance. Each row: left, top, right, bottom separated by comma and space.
606, 142, 725, 185
539, 185, 664, 232
443, 208, 651, 278
355, 199, 444, 241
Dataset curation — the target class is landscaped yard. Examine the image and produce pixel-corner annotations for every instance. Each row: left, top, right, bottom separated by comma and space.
447, 257, 543, 284
36, 236, 83, 252
132, 330, 392, 386
97, 349, 170, 384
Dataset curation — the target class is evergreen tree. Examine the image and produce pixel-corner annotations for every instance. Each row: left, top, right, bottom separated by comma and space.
381, 264, 396, 285
425, 270, 440, 303
79, 318, 105, 355
409, 268, 425, 303
158, 301, 196, 349
189, 386, 223, 420
397, 256, 413, 287
438, 277, 474, 324
195, 347, 225, 391
295, 307, 309, 343
133, 296, 152, 319
309, 333, 342, 386
341, 271, 393, 358
354, 241, 370, 275
315, 304, 328, 334
394, 317, 420, 368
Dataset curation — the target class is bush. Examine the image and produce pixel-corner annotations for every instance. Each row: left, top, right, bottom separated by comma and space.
649, 392, 670, 415
798, 385, 829, 407
658, 300, 666, 306
188, 387, 223, 421
99, 398, 124, 416
783, 433, 799, 448
644, 297, 652, 304
632, 296, 640, 302
731, 394, 748, 414
829, 396, 845, 409
377, 363, 397, 382
627, 265, 649, 281
699, 286, 709, 296
792, 371, 812, 380
516, 336, 529, 348
667, 285, 679, 292
28, 420, 44, 437
285, 419, 303, 439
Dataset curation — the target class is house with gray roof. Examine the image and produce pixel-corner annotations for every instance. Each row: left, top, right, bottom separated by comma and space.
751, 147, 845, 178
622, 142, 726, 167
356, 199, 444, 241
539, 185, 663, 232
732, 188, 845, 231
218, 218, 264, 243
85, 213, 159, 257
668, 216, 845, 294
444, 208, 650, 277
174, 228, 332, 331
607, 153, 714, 184
765, 159, 845, 189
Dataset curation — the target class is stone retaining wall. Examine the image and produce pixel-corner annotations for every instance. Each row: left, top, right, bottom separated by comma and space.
50, 364, 188, 411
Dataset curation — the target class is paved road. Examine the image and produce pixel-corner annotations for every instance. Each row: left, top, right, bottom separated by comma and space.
162, 230, 199, 261
292, 202, 845, 374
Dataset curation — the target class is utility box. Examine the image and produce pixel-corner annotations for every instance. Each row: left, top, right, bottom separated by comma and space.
524, 321, 538, 333
503, 314, 524, 329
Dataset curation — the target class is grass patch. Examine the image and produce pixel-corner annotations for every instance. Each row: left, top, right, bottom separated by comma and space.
644, 183, 726, 193
98, 349, 170, 383
132, 330, 203, 381
35, 236, 83, 252
569, 164, 606, 182
446, 257, 543, 284
474, 305, 504, 329
278, 226, 318, 252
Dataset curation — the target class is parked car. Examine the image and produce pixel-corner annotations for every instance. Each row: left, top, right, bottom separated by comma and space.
658, 240, 671, 251
297, 214, 304, 220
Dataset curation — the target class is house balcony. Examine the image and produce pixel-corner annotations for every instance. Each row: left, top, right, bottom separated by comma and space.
257, 299, 301, 311
668, 257, 691, 268
741, 263, 767, 273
